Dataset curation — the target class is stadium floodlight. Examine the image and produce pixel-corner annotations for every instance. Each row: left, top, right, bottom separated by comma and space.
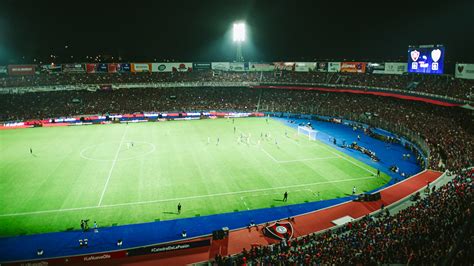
233, 22, 246, 62
233, 22, 246, 43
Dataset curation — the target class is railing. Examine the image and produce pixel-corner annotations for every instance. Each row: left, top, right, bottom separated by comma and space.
0, 81, 471, 104
259, 82, 472, 104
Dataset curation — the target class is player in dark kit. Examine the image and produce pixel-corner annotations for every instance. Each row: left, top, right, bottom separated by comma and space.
283, 191, 288, 202
30, 148, 32, 154
177, 203, 182, 214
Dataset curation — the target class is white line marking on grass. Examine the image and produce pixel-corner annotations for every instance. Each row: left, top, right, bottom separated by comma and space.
261, 147, 278, 162
261, 147, 339, 164
241, 188, 313, 199
286, 136, 301, 146
310, 142, 376, 175
277, 156, 340, 163
80, 141, 156, 162
0, 176, 375, 217
338, 154, 376, 175
240, 197, 250, 210
97, 125, 128, 206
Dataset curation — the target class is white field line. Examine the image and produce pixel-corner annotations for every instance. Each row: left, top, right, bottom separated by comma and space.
261, 147, 279, 162
286, 136, 301, 146
261, 147, 339, 164
241, 188, 313, 199
97, 125, 128, 206
278, 156, 340, 163
240, 197, 250, 210
0, 176, 375, 217
310, 141, 376, 175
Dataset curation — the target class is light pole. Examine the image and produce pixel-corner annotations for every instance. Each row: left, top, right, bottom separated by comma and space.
233, 22, 246, 62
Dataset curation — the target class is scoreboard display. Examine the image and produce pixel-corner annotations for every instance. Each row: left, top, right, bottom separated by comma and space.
407, 45, 445, 74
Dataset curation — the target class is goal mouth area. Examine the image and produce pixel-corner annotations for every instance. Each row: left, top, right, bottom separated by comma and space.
297, 126, 319, 141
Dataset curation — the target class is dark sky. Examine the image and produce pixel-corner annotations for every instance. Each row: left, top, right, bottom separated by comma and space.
0, 0, 473, 65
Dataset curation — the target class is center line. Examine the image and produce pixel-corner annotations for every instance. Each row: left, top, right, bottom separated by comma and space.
97, 125, 128, 206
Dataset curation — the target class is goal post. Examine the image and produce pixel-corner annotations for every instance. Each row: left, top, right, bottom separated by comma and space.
297, 126, 318, 141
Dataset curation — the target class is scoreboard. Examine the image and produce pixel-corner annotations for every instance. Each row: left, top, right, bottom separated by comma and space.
407, 45, 445, 74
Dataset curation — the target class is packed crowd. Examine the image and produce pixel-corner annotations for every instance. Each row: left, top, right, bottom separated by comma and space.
1, 70, 473, 100
215, 169, 473, 265
258, 88, 474, 170
1, 74, 473, 265
1, 87, 472, 171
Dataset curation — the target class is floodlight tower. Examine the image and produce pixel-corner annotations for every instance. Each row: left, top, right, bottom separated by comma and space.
233, 22, 246, 62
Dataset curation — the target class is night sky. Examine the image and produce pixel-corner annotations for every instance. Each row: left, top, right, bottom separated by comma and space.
0, 0, 473, 65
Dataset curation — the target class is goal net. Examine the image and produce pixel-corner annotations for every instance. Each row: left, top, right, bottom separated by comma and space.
297, 126, 318, 141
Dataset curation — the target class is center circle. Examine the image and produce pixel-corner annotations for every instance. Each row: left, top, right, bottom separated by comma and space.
80, 141, 156, 162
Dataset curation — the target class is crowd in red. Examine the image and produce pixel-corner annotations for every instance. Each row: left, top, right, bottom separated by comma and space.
1, 87, 472, 171
216, 169, 473, 265
0, 71, 473, 100
1, 73, 473, 265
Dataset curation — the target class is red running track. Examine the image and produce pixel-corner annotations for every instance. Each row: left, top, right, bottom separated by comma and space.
80, 170, 443, 266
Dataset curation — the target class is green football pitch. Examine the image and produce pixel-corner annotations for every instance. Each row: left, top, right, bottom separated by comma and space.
0, 118, 389, 236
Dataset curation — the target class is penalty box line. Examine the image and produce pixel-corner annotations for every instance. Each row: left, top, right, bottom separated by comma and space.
0, 176, 376, 217
307, 141, 376, 175
261, 147, 339, 164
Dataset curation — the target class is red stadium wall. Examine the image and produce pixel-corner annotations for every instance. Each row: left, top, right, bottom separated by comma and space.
252, 85, 462, 107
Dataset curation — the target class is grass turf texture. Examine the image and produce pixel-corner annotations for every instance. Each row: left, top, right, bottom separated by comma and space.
0, 118, 390, 237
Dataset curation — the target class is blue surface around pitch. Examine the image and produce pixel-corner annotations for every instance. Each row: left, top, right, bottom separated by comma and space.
0, 117, 422, 262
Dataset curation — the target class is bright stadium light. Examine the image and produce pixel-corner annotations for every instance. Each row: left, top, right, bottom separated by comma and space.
232, 22, 246, 62
233, 22, 246, 43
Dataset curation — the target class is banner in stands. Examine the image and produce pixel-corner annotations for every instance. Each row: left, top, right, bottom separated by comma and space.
211, 62, 230, 71
151, 63, 193, 72
63, 63, 85, 73
86, 63, 97, 73
384, 62, 407, 75
367, 63, 385, 74
0, 65, 7, 74
151, 63, 167, 72
229, 62, 248, 71
131, 63, 151, 73
328, 62, 341, 72
41, 64, 62, 73
340, 62, 366, 73
295, 62, 316, 72
8, 65, 36, 75
108, 63, 118, 73
97, 63, 108, 72
193, 62, 211, 71
249, 63, 275, 72
117, 63, 131, 72
316, 62, 328, 72
455, 63, 474, 80
274, 62, 295, 71
127, 239, 211, 256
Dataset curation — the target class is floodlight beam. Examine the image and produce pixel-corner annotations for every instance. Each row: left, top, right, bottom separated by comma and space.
233, 22, 246, 43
